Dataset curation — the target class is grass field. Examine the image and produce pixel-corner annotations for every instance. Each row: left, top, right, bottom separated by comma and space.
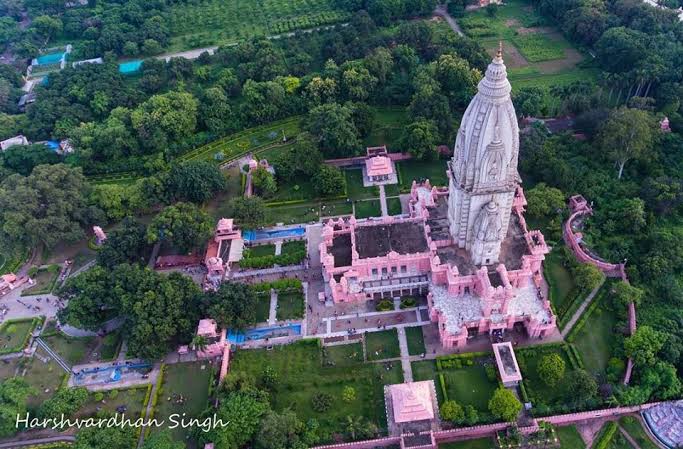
511, 33, 568, 62
42, 332, 97, 366
154, 362, 214, 443
21, 268, 59, 296
247, 244, 276, 257
77, 386, 148, 419
277, 290, 305, 320
365, 329, 400, 361
517, 346, 572, 406
545, 249, 576, 311
354, 199, 382, 219
406, 326, 426, 356
230, 340, 403, 439
397, 159, 449, 191
387, 197, 403, 216
573, 303, 618, 375
165, 0, 350, 51
440, 437, 495, 449
255, 294, 271, 323
557, 425, 586, 449
24, 346, 68, 408
618, 416, 660, 449
346, 169, 379, 200
441, 365, 498, 412
0, 319, 35, 354
324, 342, 364, 367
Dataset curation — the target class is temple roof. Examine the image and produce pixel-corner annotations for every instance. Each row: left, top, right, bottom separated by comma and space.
389, 381, 435, 423
365, 155, 393, 177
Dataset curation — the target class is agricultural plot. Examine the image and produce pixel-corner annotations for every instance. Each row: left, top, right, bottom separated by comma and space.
511, 33, 567, 62
165, 0, 350, 50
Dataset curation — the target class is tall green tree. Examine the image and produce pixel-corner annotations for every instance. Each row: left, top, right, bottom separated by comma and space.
231, 197, 267, 229
204, 282, 259, 330
305, 103, 362, 158
146, 202, 213, 252
400, 119, 438, 160
488, 387, 521, 422
131, 91, 198, 152
74, 426, 137, 449
598, 107, 655, 179
313, 165, 346, 197
625, 326, 666, 366
0, 378, 33, 437
166, 161, 227, 204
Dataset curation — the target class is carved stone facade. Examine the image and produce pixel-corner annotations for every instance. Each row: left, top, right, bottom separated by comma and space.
448, 48, 520, 265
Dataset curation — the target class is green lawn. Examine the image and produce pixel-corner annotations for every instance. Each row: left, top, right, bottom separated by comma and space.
77, 386, 148, 419
154, 362, 214, 444
247, 244, 276, 257
609, 429, 636, 449
397, 159, 449, 191
557, 425, 586, 449
517, 346, 573, 407
277, 291, 305, 320
321, 199, 354, 217
459, 0, 547, 39
346, 169, 379, 200
439, 437, 495, 449
99, 332, 123, 361
255, 294, 271, 323
0, 319, 35, 354
24, 346, 67, 408
42, 332, 97, 366
282, 240, 306, 255
269, 174, 318, 202
229, 340, 403, 440
355, 199, 382, 219
545, 249, 576, 311
618, 416, 660, 449
406, 326, 426, 356
21, 269, 59, 296
323, 343, 364, 367
511, 33, 567, 62
387, 197, 403, 216
365, 329, 400, 361
267, 202, 320, 225
573, 303, 618, 375
441, 365, 498, 411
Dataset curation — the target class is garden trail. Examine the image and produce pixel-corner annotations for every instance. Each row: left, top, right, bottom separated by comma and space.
268, 290, 278, 325
560, 278, 605, 338
619, 425, 643, 449
396, 327, 413, 382
379, 185, 389, 217
434, 4, 464, 36
136, 366, 162, 449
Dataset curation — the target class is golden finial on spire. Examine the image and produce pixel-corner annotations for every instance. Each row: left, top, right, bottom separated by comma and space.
496, 41, 503, 59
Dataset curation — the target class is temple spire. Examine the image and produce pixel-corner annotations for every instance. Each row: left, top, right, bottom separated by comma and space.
496, 41, 503, 60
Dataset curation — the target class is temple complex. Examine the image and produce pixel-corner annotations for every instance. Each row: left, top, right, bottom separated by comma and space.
319, 49, 556, 348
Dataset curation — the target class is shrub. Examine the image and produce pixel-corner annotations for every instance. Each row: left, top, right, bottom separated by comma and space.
94, 392, 104, 402
342, 386, 356, 402
108, 389, 119, 400
376, 300, 393, 312
593, 422, 618, 449
538, 353, 566, 387
440, 400, 464, 423
28, 266, 39, 277
485, 364, 497, 382
312, 392, 333, 412
399, 296, 417, 309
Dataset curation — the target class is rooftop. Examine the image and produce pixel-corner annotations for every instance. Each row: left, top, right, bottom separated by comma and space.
388, 381, 435, 423
331, 233, 353, 268
430, 284, 483, 333
354, 221, 428, 259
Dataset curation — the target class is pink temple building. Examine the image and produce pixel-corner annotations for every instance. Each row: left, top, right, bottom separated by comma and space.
319, 49, 556, 348
0, 273, 30, 297
204, 218, 244, 288
93, 226, 107, 245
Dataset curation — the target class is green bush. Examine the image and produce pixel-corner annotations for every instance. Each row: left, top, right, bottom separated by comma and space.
485, 364, 497, 382
593, 422, 618, 449
376, 300, 394, 312
108, 389, 119, 400
311, 392, 333, 412
439, 374, 449, 402
94, 392, 104, 402
399, 296, 417, 309
250, 278, 302, 294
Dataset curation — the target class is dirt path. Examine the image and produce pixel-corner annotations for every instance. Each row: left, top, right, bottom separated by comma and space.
434, 4, 464, 36
619, 425, 643, 449
561, 278, 605, 337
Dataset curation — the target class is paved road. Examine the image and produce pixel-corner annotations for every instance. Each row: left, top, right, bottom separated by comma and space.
434, 4, 464, 36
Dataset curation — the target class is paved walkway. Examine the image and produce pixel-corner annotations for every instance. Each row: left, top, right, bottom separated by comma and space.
619, 425, 643, 449
274, 240, 283, 256
137, 365, 162, 448
379, 185, 388, 216
396, 327, 413, 382
434, 4, 464, 36
561, 278, 605, 337
268, 290, 278, 325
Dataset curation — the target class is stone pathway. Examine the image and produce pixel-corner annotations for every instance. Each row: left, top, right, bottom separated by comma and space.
274, 240, 283, 256
379, 185, 388, 216
268, 290, 278, 325
136, 366, 162, 449
396, 327, 413, 382
561, 278, 605, 337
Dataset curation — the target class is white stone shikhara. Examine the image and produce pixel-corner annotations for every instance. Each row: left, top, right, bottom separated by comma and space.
448, 48, 520, 265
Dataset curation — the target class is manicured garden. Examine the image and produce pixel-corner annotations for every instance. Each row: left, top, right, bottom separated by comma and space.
230, 340, 403, 438
406, 326, 426, 356
240, 239, 307, 269
153, 361, 214, 443
0, 318, 37, 355
346, 169, 379, 200
355, 199, 382, 219
254, 295, 271, 323
365, 329, 401, 361
247, 244, 276, 257
545, 248, 576, 311
571, 297, 618, 375
42, 331, 98, 366
440, 364, 498, 412
77, 386, 149, 419
387, 197, 403, 216
276, 290, 305, 320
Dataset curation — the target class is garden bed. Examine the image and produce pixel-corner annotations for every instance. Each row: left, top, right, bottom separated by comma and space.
0, 318, 40, 355
406, 326, 426, 356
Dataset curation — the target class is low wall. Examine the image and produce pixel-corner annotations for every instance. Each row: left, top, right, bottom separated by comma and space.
324, 153, 412, 167
311, 436, 401, 449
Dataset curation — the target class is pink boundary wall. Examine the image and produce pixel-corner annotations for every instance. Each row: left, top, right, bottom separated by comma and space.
563, 195, 636, 385
309, 403, 662, 449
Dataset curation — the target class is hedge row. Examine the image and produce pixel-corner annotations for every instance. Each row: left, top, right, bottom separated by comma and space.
563, 344, 581, 370
439, 373, 449, 402
568, 344, 585, 369
240, 249, 306, 269
436, 350, 492, 369
251, 278, 303, 294
146, 363, 166, 436
519, 380, 530, 403
593, 421, 618, 449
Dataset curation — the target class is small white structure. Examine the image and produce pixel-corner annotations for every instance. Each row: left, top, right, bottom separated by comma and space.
492, 342, 523, 387
72, 57, 103, 68
58, 139, 74, 155
0, 135, 29, 151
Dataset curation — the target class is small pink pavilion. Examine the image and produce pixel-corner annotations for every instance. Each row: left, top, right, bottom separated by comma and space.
204, 218, 244, 288
93, 226, 107, 245
362, 145, 398, 186
384, 380, 440, 447
492, 342, 523, 387
180, 318, 231, 382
